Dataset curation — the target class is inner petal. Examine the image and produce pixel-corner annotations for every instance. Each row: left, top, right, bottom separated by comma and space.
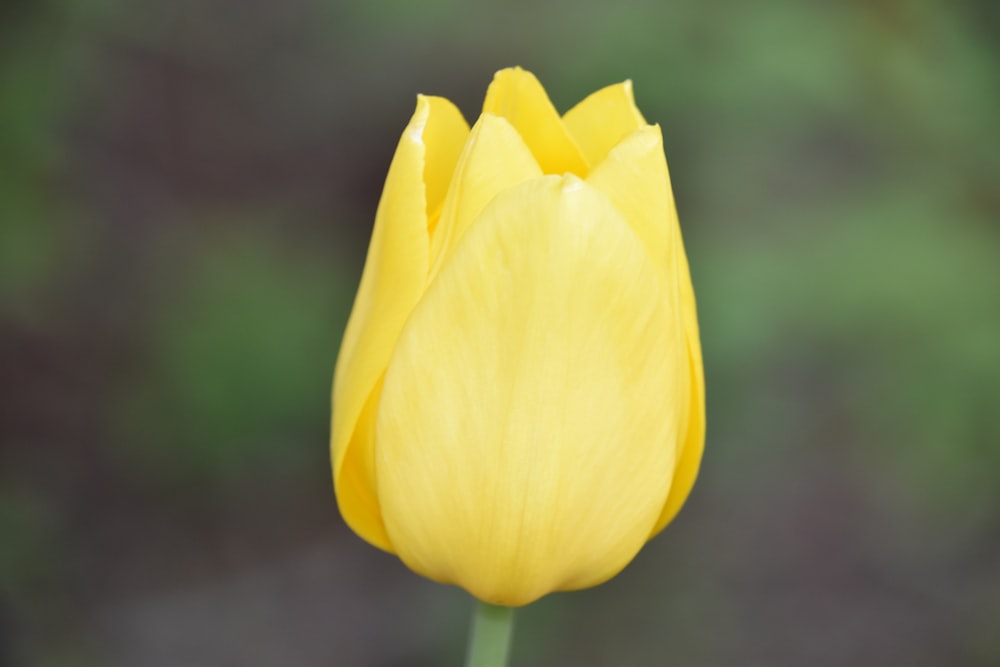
481, 67, 589, 177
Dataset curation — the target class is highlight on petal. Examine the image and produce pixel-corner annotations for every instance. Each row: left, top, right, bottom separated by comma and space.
375, 174, 685, 606
481, 67, 589, 177
331, 95, 467, 552
428, 113, 543, 279
563, 80, 647, 167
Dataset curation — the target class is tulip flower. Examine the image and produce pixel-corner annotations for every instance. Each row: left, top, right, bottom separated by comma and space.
331, 67, 704, 664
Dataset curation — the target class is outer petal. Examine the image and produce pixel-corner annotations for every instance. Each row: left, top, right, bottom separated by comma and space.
652, 237, 705, 534
481, 67, 589, 177
586, 125, 706, 537
428, 113, 543, 279
563, 81, 647, 167
376, 174, 684, 606
331, 95, 468, 552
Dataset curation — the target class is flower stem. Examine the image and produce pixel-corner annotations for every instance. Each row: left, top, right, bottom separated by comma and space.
465, 601, 516, 667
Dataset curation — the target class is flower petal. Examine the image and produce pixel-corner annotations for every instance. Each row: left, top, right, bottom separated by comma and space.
585, 125, 705, 536
421, 96, 471, 226
651, 238, 705, 535
429, 113, 543, 278
586, 125, 675, 271
332, 95, 468, 552
481, 67, 589, 177
563, 81, 647, 167
376, 174, 684, 606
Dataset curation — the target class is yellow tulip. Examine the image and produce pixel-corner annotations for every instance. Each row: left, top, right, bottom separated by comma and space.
331, 67, 704, 607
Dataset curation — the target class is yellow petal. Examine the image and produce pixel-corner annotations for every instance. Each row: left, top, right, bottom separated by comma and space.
481, 67, 589, 177
586, 124, 675, 272
651, 236, 705, 535
584, 125, 705, 535
331, 95, 468, 552
428, 113, 543, 279
376, 174, 684, 606
563, 80, 647, 167
421, 96, 471, 226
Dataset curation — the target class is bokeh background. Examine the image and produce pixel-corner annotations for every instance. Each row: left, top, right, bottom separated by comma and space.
2, 0, 999, 665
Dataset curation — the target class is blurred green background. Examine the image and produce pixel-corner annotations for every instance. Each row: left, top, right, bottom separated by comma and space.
2, 0, 999, 665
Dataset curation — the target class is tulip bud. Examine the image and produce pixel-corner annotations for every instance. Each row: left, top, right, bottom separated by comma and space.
332, 67, 704, 607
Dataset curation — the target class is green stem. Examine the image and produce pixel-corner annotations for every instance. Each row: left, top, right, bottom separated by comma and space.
465, 601, 516, 667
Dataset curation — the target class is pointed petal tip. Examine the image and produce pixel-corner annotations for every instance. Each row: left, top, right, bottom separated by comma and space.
409, 94, 469, 126
495, 65, 529, 76
405, 95, 433, 138
481, 68, 589, 176
561, 79, 649, 166
488, 66, 543, 91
